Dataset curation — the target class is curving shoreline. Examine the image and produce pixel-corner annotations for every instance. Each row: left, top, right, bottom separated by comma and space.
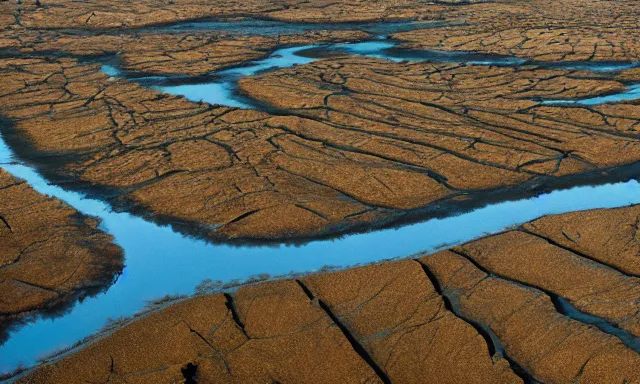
1, 115, 640, 375
2, 6, 640, 380
12, 204, 640, 383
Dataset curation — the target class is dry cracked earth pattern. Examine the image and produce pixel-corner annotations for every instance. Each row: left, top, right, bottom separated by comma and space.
0, 170, 123, 339
394, 0, 640, 63
20, 204, 640, 383
2, 53, 640, 240
2, 0, 640, 241
0, 0, 640, 382
0, 0, 479, 29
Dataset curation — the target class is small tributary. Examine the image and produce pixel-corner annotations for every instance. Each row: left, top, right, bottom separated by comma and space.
105, 39, 640, 108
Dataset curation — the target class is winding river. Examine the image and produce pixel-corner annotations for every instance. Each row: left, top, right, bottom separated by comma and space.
2, 20, 640, 376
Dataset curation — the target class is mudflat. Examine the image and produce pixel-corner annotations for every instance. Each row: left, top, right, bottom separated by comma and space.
19, 204, 640, 383
0, 0, 474, 29
2, 52, 640, 241
2, 0, 640, 242
1, 0, 640, 381
0, 170, 122, 338
0, 53, 640, 239
394, 0, 640, 62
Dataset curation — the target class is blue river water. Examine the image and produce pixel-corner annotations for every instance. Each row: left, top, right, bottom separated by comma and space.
542, 84, 640, 106
105, 40, 640, 108
1, 119, 640, 374
2, 25, 640, 377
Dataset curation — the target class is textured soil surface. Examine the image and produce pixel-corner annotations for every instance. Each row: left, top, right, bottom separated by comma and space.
0, 170, 122, 337
2, 52, 640, 241
3, 0, 636, 62
0, 27, 371, 76
19, 204, 640, 383
2, 0, 640, 381
1, 0, 640, 242
0, 0, 476, 29
393, 0, 640, 62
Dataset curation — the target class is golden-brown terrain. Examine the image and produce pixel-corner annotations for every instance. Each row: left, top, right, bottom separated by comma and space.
0, 170, 122, 338
1, 0, 640, 381
0, 0, 469, 29
2, 53, 640, 240
0, 27, 371, 75
1, 0, 639, 241
19, 204, 640, 383
2, 0, 639, 63
394, 0, 640, 62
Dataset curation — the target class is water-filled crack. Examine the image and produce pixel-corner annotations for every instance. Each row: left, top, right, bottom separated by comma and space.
450, 248, 640, 353
414, 260, 536, 383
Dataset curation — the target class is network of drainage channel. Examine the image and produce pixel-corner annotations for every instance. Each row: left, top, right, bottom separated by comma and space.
102, 40, 640, 108
2, 131, 639, 378
2, 30, 640, 377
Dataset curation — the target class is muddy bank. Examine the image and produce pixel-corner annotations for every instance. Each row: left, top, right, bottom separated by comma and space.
0, 0, 471, 29
17, 204, 640, 383
393, 0, 640, 62
2, 51, 640, 242
0, 169, 122, 342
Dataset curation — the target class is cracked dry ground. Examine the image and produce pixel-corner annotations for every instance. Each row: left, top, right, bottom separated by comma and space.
2, 54, 640, 241
4, 0, 640, 62
20, 204, 640, 383
393, 0, 640, 63
0, 169, 123, 338
0, 26, 372, 76
0, 0, 477, 29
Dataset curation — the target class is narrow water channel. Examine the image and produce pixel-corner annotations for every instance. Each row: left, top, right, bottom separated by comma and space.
141, 19, 459, 35
542, 84, 640, 106
105, 40, 640, 108
1, 122, 640, 375
2, 20, 640, 377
